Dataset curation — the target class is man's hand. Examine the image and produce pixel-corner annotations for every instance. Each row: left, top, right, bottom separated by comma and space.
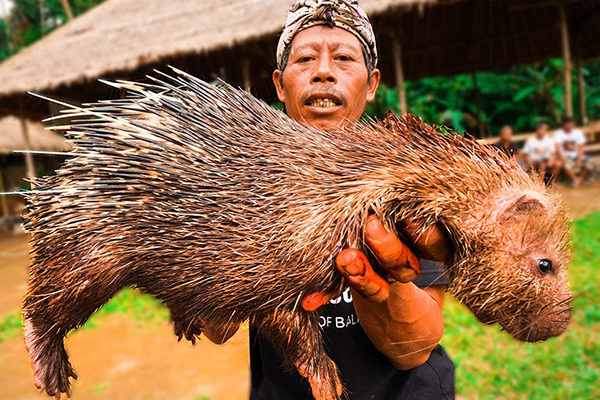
302, 215, 452, 370
302, 215, 451, 311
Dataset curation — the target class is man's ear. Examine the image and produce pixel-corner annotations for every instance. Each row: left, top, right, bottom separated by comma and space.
366, 69, 381, 103
272, 70, 286, 103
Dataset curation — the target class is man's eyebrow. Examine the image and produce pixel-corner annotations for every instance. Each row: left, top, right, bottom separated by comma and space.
292, 41, 362, 53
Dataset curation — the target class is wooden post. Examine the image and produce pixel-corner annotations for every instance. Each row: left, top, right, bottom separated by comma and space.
392, 34, 407, 114
242, 56, 251, 93
559, 2, 573, 117
0, 168, 9, 217
19, 99, 36, 184
472, 72, 485, 138
577, 58, 587, 125
59, 0, 74, 21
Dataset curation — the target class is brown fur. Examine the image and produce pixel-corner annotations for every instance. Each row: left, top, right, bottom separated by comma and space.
22, 69, 571, 399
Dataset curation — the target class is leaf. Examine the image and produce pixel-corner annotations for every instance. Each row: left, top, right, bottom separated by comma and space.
513, 86, 538, 101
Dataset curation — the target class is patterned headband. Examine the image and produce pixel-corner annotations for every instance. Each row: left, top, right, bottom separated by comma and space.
276, 0, 378, 69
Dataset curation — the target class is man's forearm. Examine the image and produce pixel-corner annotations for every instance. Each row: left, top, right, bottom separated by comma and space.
351, 282, 444, 370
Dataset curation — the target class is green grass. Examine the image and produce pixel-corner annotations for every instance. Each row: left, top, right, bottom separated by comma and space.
0, 313, 22, 343
89, 384, 109, 393
82, 288, 169, 330
1, 212, 598, 399
442, 211, 600, 400
0, 288, 168, 342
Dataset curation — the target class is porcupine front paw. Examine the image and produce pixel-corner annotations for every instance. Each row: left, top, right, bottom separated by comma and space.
173, 315, 202, 345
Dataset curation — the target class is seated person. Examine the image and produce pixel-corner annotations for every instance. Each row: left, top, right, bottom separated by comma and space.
523, 122, 560, 186
493, 125, 520, 158
554, 116, 590, 186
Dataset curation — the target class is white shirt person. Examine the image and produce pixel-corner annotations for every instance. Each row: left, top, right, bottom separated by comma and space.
553, 117, 590, 186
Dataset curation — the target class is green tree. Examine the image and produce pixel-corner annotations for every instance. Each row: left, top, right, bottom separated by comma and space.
365, 58, 600, 138
0, 0, 105, 60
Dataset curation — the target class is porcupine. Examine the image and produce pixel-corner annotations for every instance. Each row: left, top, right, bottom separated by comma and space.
22, 68, 572, 400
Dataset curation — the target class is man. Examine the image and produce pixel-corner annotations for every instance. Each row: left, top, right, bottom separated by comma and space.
493, 125, 520, 159
523, 122, 560, 186
205, 1, 455, 399
554, 116, 590, 186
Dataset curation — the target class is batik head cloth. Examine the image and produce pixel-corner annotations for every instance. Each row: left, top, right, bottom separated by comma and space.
276, 0, 378, 69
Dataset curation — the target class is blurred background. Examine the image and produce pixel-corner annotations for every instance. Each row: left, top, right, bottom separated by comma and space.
0, 0, 599, 399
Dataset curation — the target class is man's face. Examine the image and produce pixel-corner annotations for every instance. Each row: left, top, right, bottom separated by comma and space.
536, 124, 547, 138
273, 26, 380, 130
500, 127, 513, 142
563, 121, 575, 132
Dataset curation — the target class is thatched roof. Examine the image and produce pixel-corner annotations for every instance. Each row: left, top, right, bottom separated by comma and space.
1, 0, 599, 119
0, 0, 429, 97
0, 116, 69, 155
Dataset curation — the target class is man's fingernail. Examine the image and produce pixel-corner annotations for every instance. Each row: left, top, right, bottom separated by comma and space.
366, 218, 387, 239
343, 258, 365, 277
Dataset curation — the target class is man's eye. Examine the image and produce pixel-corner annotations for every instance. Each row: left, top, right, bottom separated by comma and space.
297, 56, 313, 63
335, 55, 353, 61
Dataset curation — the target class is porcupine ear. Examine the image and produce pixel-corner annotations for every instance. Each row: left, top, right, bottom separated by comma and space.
494, 191, 547, 221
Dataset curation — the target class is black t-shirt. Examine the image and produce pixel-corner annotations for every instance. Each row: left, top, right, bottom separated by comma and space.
249, 260, 455, 400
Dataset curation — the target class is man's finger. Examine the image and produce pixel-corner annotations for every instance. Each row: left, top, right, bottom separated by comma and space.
335, 248, 390, 303
301, 292, 335, 312
365, 216, 421, 282
399, 219, 452, 262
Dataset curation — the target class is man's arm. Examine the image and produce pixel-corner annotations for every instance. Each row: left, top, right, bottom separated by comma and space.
351, 282, 445, 369
522, 142, 533, 167
548, 145, 557, 165
576, 143, 585, 165
334, 216, 449, 369
555, 141, 565, 161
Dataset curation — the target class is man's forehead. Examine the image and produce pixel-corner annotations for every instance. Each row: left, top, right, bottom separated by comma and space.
289, 26, 363, 53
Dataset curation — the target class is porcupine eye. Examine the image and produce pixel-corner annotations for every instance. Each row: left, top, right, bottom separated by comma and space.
538, 259, 553, 274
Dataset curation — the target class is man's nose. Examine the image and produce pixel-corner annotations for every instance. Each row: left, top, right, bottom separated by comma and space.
311, 57, 337, 84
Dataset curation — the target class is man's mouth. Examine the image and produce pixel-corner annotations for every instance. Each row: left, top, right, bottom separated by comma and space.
305, 98, 342, 108
303, 91, 345, 110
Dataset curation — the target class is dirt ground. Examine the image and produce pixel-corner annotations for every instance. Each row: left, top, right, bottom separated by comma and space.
1, 183, 599, 399
0, 232, 251, 400
553, 182, 600, 218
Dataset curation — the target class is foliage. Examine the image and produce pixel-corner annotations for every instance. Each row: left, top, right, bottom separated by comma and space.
0, 0, 106, 60
365, 59, 600, 138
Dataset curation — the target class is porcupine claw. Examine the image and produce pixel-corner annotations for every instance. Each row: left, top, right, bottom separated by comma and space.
172, 314, 202, 345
